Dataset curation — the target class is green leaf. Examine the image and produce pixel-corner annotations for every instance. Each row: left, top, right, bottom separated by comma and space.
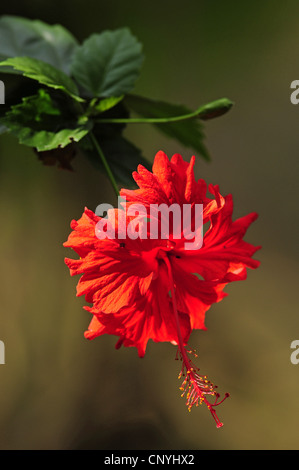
90, 95, 124, 114
71, 28, 144, 98
80, 133, 150, 186
29, 126, 90, 152
124, 94, 211, 161
0, 15, 78, 75
0, 56, 83, 102
1, 89, 91, 151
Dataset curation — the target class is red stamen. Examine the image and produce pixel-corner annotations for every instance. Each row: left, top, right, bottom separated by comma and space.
161, 251, 229, 428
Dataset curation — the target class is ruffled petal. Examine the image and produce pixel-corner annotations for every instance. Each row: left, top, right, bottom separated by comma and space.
85, 270, 191, 357
175, 194, 261, 282
64, 152, 260, 358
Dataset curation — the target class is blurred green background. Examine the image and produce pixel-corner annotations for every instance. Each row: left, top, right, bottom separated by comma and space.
0, 0, 298, 450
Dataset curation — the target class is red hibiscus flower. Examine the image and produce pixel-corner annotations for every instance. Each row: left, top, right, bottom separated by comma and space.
64, 151, 261, 427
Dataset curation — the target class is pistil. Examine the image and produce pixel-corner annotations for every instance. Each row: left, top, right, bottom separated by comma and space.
161, 251, 229, 428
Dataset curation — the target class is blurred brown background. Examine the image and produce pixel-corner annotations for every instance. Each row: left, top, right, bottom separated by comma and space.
0, 0, 298, 450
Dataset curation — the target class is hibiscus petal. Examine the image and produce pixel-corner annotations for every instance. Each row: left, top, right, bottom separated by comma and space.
176, 195, 260, 281
64, 151, 260, 362
172, 264, 227, 330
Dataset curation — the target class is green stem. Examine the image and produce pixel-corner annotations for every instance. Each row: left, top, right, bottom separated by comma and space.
89, 132, 119, 198
94, 98, 233, 125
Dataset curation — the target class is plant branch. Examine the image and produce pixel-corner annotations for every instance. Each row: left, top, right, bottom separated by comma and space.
89, 132, 119, 198
94, 98, 233, 124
